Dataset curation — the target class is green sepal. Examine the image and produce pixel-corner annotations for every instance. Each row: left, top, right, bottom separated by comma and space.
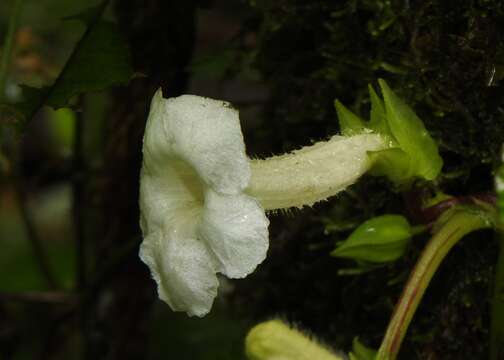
331, 214, 412, 263
334, 80, 442, 185
367, 84, 392, 140
348, 338, 377, 360
335, 99, 367, 136
368, 148, 413, 185
378, 79, 443, 181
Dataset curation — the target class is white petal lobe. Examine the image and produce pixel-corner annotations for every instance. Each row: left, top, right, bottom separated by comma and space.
163, 94, 251, 194
199, 189, 270, 279
139, 229, 219, 317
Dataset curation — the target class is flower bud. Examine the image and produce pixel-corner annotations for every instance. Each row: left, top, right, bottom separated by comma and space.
331, 214, 413, 263
245, 320, 345, 360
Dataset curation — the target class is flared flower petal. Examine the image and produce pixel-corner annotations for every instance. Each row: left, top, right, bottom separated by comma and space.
144, 90, 251, 195
139, 229, 219, 317
199, 189, 270, 278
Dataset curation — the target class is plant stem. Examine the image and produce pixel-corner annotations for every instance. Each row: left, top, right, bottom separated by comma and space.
376, 208, 491, 360
0, 0, 24, 101
0, 291, 74, 304
9, 144, 58, 289
14, 176, 58, 289
490, 234, 504, 360
73, 97, 86, 290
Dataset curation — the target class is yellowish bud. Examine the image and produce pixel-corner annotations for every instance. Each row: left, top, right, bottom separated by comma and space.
245, 320, 346, 360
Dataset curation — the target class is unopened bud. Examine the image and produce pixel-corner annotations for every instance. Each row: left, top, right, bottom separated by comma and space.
245, 320, 345, 360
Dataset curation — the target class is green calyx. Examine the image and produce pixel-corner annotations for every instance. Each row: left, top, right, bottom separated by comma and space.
335, 79, 443, 185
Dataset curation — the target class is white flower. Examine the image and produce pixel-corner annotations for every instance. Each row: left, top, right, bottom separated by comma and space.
139, 89, 386, 317
139, 90, 269, 317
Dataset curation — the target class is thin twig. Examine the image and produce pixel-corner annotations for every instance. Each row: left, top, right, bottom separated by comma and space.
491, 234, 504, 360
0, 0, 24, 101
0, 291, 75, 304
73, 97, 86, 290
83, 236, 142, 304
14, 181, 58, 289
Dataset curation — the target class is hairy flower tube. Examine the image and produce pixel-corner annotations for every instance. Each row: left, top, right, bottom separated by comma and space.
139, 90, 386, 317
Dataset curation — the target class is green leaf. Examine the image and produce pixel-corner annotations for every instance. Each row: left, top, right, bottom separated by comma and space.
46, 20, 132, 107
349, 338, 377, 360
378, 79, 443, 181
16, 85, 48, 121
64, 3, 106, 24
11, 2, 132, 125
331, 214, 412, 263
335, 99, 367, 136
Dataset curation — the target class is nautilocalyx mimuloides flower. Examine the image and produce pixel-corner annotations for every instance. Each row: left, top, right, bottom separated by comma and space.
139, 89, 387, 317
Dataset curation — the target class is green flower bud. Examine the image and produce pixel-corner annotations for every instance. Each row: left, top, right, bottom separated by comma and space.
331, 214, 416, 263
245, 320, 345, 360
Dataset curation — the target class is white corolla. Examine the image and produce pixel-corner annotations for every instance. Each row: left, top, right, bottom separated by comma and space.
139, 90, 385, 317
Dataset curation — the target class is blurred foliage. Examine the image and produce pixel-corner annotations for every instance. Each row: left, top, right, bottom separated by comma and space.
7, 3, 133, 127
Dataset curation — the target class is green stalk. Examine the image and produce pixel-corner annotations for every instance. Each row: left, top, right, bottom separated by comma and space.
490, 235, 504, 360
376, 208, 491, 360
0, 0, 24, 101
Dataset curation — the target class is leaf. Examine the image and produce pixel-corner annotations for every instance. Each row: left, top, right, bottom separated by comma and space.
378, 79, 443, 181
16, 85, 49, 121
335, 99, 367, 136
10, 2, 132, 125
47, 20, 132, 106
331, 214, 412, 263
